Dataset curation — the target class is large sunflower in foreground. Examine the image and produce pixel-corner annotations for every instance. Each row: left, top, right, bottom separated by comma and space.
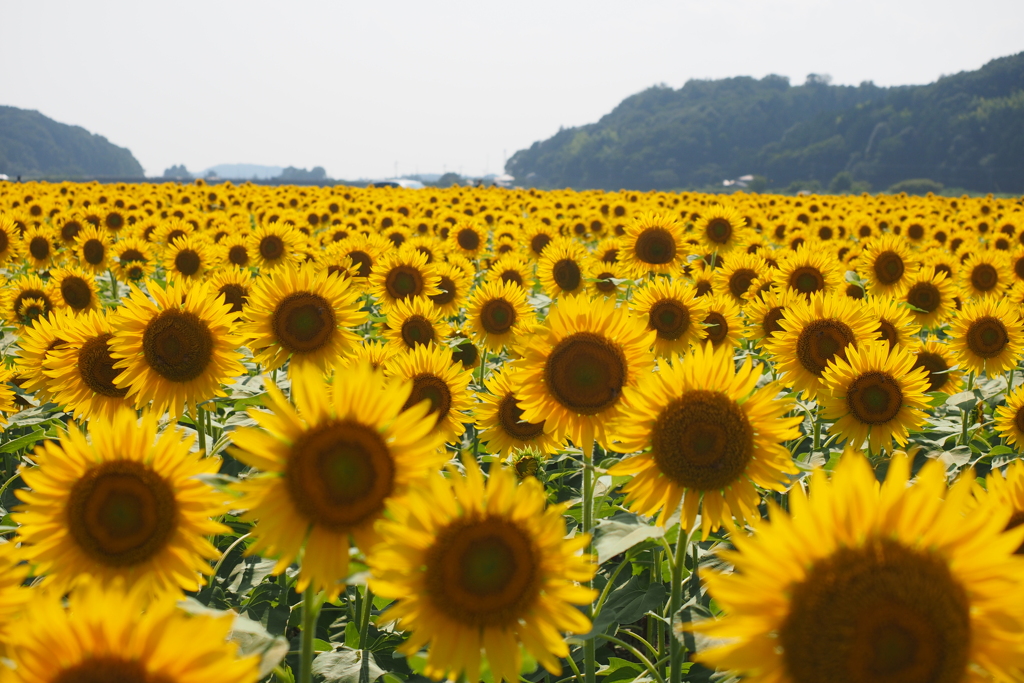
476, 368, 564, 457
230, 363, 445, 600
384, 343, 474, 445
14, 409, 229, 595
820, 341, 931, 454
4, 581, 259, 683
369, 458, 597, 683
764, 292, 878, 400
515, 294, 654, 451
242, 263, 367, 374
110, 279, 244, 419
619, 212, 686, 277
689, 452, 1024, 683
630, 278, 709, 357
948, 297, 1024, 376
608, 342, 800, 537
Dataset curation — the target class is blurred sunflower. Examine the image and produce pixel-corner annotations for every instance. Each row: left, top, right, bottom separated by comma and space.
587, 257, 629, 298
218, 231, 253, 269
110, 279, 244, 418
466, 279, 534, 353
74, 224, 112, 273
690, 453, 1024, 683
341, 339, 399, 371
152, 218, 194, 247
856, 233, 917, 297
485, 253, 534, 291
5, 274, 59, 328
22, 224, 58, 271
14, 408, 229, 595
231, 363, 445, 600
450, 219, 488, 259
948, 298, 1024, 375
385, 343, 474, 445
207, 266, 254, 319
523, 221, 558, 259
476, 368, 563, 456
55, 213, 84, 246
995, 386, 1024, 452
164, 234, 217, 282
0, 215, 23, 267
369, 458, 596, 683
14, 308, 74, 403
742, 285, 798, 347
619, 212, 686, 277
50, 265, 99, 314
111, 236, 154, 283
911, 338, 965, 394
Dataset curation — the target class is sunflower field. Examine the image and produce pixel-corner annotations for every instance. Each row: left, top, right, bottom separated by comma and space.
0, 179, 1023, 683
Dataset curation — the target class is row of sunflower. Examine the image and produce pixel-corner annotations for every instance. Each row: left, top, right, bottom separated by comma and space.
0, 179, 1020, 683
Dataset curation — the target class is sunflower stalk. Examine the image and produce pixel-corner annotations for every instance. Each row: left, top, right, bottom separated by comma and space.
668, 528, 691, 683
358, 586, 375, 683
299, 585, 322, 683
582, 442, 596, 683
195, 405, 208, 455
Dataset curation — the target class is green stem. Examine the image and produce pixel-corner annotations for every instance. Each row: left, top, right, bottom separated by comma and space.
202, 533, 250, 602
565, 653, 585, 683
358, 586, 374, 683
473, 350, 487, 459
598, 635, 667, 683
196, 405, 207, 455
108, 269, 117, 301
668, 529, 690, 683
592, 557, 631, 619
961, 408, 970, 447
582, 442, 596, 683
299, 585, 320, 683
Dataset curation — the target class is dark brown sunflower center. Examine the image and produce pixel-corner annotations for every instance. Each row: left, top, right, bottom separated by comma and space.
907, 224, 925, 240
83, 239, 106, 265
499, 270, 524, 288
402, 373, 453, 422
552, 259, 582, 292
845, 283, 865, 300
425, 517, 540, 628
763, 306, 787, 337
780, 540, 969, 683
705, 218, 733, 245
695, 280, 713, 297
400, 315, 436, 348
651, 390, 753, 491
166, 229, 186, 244
348, 250, 372, 278
498, 394, 546, 440
457, 228, 481, 251
480, 299, 516, 335
67, 460, 177, 567
703, 312, 729, 345
635, 228, 677, 265
796, 319, 856, 377
602, 248, 619, 264
649, 300, 690, 340
78, 333, 129, 398
912, 352, 951, 393
385, 265, 424, 300
906, 282, 940, 313
452, 339, 479, 368
174, 249, 201, 276
873, 251, 905, 285
260, 234, 285, 261
120, 248, 144, 268
970, 264, 999, 292
285, 420, 394, 531
429, 276, 457, 307
13, 290, 51, 324
728, 268, 757, 299
228, 245, 249, 267
530, 233, 551, 255
846, 371, 903, 425
52, 656, 160, 683
141, 309, 214, 382
876, 320, 899, 349
29, 236, 50, 260
595, 271, 617, 293
271, 292, 336, 354
545, 332, 627, 415
61, 276, 93, 311
965, 316, 1008, 358
789, 266, 825, 295
218, 283, 247, 314
60, 221, 81, 242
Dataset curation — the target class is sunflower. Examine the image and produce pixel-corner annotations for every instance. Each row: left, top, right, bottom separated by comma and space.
609, 342, 800, 540
912, 338, 965, 394
772, 246, 843, 298
331, 232, 392, 283
369, 247, 442, 311
231, 363, 445, 599
0, 215, 23, 267
820, 341, 931, 454
111, 235, 155, 283
948, 297, 1024, 376
207, 266, 254, 318
856, 233, 917, 296
694, 204, 749, 255
340, 339, 398, 371
384, 343, 474, 445
55, 213, 85, 246
523, 221, 558, 259
619, 212, 686, 277
110, 279, 244, 419
13, 408, 229, 594
449, 219, 488, 259
163, 234, 217, 281
515, 294, 654, 451
466, 279, 534, 353
586, 257, 629, 298
995, 386, 1024, 452
537, 236, 591, 299
242, 263, 365, 374
14, 308, 75, 403
973, 461, 1024, 551
764, 292, 878, 400
714, 251, 769, 302
217, 231, 253, 269
151, 217, 195, 248
382, 296, 447, 352
428, 260, 473, 317
902, 266, 958, 329
960, 250, 1011, 300
688, 259, 717, 297
476, 368, 564, 456
248, 221, 305, 271
742, 285, 799, 347
867, 296, 921, 351
701, 293, 743, 350
4, 274, 59, 328
368, 457, 597, 683
22, 224, 58, 271
43, 309, 133, 421
74, 224, 113, 273
485, 253, 534, 291
689, 452, 1024, 683
50, 265, 100, 314
4, 580, 259, 683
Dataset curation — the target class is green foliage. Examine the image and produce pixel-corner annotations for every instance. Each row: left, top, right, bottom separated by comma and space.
887, 178, 944, 195
0, 106, 144, 178
506, 52, 1024, 194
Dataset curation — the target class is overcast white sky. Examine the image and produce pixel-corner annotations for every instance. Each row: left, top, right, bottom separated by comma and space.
2, 0, 1022, 179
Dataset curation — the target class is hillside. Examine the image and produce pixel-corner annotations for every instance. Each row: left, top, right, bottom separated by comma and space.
0, 106, 144, 178
506, 52, 1024, 193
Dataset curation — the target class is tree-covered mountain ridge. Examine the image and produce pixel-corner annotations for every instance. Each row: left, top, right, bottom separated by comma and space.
506, 52, 1024, 193
0, 106, 144, 179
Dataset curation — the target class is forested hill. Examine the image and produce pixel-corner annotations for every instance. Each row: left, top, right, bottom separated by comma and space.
0, 106, 144, 179
506, 52, 1024, 193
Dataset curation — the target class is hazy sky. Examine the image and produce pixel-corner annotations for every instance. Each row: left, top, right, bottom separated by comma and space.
2, 0, 1022, 179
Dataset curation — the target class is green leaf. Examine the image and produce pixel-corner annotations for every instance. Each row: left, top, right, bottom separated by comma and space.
927, 392, 950, 407
586, 576, 668, 637
312, 648, 385, 683
594, 513, 665, 564
946, 391, 979, 412
0, 428, 45, 454
599, 657, 644, 683
344, 621, 360, 649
